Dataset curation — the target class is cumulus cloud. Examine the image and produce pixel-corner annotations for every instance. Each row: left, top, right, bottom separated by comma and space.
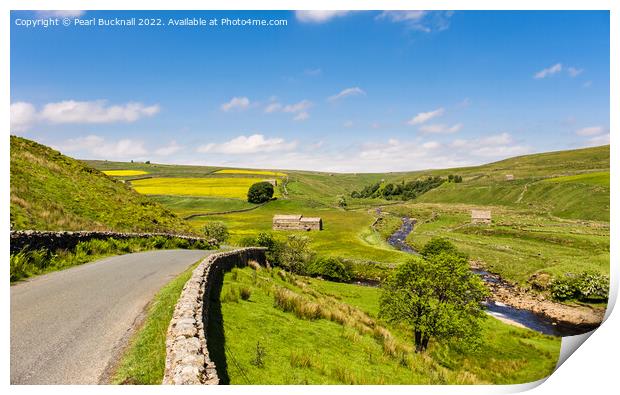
293, 112, 310, 121
154, 141, 183, 156
327, 87, 366, 102
40, 100, 160, 124
53, 135, 148, 159
576, 126, 605, 136
197, 134, 297, 154
534, 63, 562, 79
567, 67, 584, 78
35, 10, 85, 18
584, 133, 610, 147
264, 99, 312, 120
10, 100, 160, 130
220, 96, 250, 112
295, 11, 352, 23
376, 11, 454, 32
10, 102, 37, 131
419, 123, 462, 134
407, 108, 445, 125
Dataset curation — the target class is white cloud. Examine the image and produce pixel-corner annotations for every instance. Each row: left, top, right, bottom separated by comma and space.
265, 99, 312, 120
10, 102, 37, 131
376, 11, 454, 32
154, 141, 182, 156
304, 68, 322, 76
220, 96, 250, 112
39, 100, 160, 124
10, 100, 160, 130
343, 120, 354, 128
407, 108, 445, 125
567, 67, 584, 77
295, 11, 352, 23
576, 126, 605, 136
583, 81, 593, 88
419, 123, 463, 134
293, 112, 310, 121
585, 133, 610, 147
534, 63, 562, 79
264, 102, 283, 113
328, 87, 366, 102
53, 135, 148, 159
282, 100, 313, 113
35, 10, 85, 18
197, 134, 297, 154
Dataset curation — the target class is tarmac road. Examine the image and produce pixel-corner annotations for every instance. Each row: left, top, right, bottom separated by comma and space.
10, 249, 213, 384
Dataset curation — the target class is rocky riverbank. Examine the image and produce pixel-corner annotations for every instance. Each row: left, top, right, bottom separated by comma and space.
470, 261, 605, 330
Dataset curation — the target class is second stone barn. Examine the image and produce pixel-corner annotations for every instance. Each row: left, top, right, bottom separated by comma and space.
272, 215, 322, 231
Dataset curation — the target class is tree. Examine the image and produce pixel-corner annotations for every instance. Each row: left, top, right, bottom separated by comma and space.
420, 237, 460, 259
379, 252, 488, 352
337, 195, 347, 208
203, 221, 229, 243
247, 181, 274, 204
279, 234, 314, 274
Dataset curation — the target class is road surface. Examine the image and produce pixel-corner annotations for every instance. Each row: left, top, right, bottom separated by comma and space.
11, 249, 213, 384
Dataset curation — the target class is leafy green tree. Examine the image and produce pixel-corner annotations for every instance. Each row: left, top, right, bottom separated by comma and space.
279, 234, 314, 274
307, 256, 353, 282
247, 181, 274, 203
337, 195, 347, 208
203, 221, 229, 243
420, 237, 460, 258
379, 252, 488, 352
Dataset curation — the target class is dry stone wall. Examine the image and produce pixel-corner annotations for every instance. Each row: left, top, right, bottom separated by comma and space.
163, 248, 267, 385
10, 230, 212, 254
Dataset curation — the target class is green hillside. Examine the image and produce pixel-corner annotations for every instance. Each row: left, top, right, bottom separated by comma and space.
10, 136, 194, 234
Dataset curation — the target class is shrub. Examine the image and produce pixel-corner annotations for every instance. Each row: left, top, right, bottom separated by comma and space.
306, 256, 353, 282
279, 234, 314, 274
420, 237, 461, 259
250, 341, 267, 368
290, 351, 313, 368
239, 286, 252, 301
203, 221, 229, 243
247, 182, 274, 204
551, 271, 609, 302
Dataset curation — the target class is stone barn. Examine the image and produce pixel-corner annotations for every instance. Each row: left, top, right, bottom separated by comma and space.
471, 210, 492, 224
273, 215, 322, 231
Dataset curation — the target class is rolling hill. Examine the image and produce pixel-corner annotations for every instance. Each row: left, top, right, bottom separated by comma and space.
10, 136, 194, 234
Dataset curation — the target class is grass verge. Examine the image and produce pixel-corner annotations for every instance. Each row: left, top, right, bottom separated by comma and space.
111, 260, 200, 384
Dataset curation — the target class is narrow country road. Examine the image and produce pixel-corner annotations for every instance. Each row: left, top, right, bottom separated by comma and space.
10, 249, 214, 384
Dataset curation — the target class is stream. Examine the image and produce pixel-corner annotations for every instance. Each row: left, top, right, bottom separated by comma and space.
386, 217, 584, 337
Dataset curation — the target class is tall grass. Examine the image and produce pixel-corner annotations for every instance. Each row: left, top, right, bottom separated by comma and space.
10, 236, 215, 282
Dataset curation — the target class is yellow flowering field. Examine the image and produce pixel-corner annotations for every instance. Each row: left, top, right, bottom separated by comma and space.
214, 169, 287, 177
131, 177, 276, 199
103, 170, 149, 177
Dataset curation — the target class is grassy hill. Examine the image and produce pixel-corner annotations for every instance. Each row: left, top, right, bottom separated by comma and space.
10, 136, 194, 234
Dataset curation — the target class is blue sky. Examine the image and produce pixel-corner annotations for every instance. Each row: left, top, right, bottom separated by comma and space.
10, 10, 610, 172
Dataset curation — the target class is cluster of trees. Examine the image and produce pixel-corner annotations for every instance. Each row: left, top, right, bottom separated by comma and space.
240, 232, 354, 282
350, 175, 462, 201
380, 238, 488, 352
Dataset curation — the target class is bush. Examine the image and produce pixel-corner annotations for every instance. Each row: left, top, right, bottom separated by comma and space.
551, 271, 609, 302
307, 256, 353, 282
279, 234, 314, 274
239, 286, 252, 301
203, 221, 229, 243
247, 182, 274, 204
420, 238, 460, 259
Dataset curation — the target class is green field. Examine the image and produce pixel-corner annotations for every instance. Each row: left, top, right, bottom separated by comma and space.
86, 144, 609, 293
214, 169, 287, 177
543, 171, 610, 186
214, 266, 560, 384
